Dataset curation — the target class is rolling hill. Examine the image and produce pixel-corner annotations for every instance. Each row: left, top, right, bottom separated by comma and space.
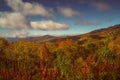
5, 24, 120, 42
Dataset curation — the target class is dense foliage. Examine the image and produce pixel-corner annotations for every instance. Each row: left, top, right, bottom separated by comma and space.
0, 26, 120, 80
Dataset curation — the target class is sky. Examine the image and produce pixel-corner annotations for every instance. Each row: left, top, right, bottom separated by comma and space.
0, 0, 120, 38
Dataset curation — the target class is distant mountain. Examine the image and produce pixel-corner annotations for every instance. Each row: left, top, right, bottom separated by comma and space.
25, 35, 57, 42
6, 38, 23, 42
5, 24, 120, 42
6, 35, 59, 42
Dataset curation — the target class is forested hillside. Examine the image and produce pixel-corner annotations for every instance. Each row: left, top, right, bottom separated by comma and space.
0, 24, 120, 80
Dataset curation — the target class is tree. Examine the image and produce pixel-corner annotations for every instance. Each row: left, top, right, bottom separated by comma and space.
0, 38, 8, 54
39, 43, 50, 63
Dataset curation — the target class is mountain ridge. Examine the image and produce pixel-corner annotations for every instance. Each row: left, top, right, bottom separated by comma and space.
5, 24, 120, 42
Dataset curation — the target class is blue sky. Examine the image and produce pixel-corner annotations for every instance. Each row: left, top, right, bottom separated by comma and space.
0, 0, 120, 37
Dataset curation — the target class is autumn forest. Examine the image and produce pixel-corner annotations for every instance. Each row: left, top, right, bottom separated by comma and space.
0, 24, 120, 80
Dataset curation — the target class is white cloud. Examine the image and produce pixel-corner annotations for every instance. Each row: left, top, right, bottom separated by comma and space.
0, 12, 31, 29
0, 12, 69, 30
58, 7, 81, 18
0, 30, 31, 38
31, 20, 69, 30
11, 30, 30, 38
0, 0, 70, 37
6, 0, 54, 17
91, 2, 111, 11
76, 20, 101, 26
0, 19, 69, 37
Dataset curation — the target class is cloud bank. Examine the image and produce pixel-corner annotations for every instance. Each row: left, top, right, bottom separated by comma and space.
0, 29, 32, 38
0, 12, 31, 29
6, 0, 54, 17
0, 0, 70, 32
11, 30, 31, 38
31, 20, 69, 30
0, 12, 69, 30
